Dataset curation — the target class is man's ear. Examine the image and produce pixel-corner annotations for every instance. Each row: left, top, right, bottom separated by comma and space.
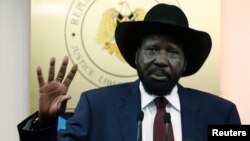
182, 61, 187, 73
135, 48, 140, 65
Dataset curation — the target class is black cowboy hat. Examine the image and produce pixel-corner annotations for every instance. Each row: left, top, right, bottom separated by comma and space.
115, 3, 212, 76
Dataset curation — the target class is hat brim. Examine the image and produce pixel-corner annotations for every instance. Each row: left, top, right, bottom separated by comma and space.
115, 21, 212, 76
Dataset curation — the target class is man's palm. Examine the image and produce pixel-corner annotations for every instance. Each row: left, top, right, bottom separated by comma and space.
36, 56, 78, 126
39, 81, 69, 118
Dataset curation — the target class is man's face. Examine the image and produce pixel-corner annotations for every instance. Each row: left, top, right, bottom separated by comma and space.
136, 34, 186, 96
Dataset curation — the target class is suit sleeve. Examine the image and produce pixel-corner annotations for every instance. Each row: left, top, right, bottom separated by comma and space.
17, 93, 91, 141
17, 112, 57, 141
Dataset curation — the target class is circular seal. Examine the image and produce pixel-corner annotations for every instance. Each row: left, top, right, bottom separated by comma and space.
65, 0, 181, 87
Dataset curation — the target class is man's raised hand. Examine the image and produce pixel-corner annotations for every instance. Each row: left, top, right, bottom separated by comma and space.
36, 56, 78, 127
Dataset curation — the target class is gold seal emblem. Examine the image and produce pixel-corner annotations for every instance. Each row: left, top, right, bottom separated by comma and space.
96, 1, 146, 63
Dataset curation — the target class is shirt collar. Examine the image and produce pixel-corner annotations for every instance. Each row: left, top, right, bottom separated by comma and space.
140, 81, 180, 111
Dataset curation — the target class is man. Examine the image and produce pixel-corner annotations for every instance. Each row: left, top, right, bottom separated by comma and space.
18, 3, 241, 141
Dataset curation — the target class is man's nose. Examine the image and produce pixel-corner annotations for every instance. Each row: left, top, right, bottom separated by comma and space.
154, 51, 168, 66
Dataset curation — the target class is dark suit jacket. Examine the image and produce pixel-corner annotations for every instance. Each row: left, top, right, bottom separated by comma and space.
18, 80, 241, 141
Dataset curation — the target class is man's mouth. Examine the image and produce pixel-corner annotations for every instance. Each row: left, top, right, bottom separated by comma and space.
150, 69, 170, 81
151, 73, 168, 80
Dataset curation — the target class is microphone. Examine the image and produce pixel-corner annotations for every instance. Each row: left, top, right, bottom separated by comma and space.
164, 112, 171, 124
136, 111, 144, 141
164, 112, 171, 139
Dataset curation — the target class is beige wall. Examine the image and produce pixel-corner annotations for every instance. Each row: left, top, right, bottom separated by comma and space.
221, 0, 250, 124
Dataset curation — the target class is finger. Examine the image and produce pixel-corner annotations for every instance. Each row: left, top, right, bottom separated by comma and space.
56, 56, 69, 82
37, 66, 45, 87
63, 64, 78, 87
48, 57, 56, 82
58, 95, 71, 114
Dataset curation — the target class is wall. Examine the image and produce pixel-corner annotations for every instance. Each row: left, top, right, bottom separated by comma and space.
0, 0, 30, 141
221, 0, 250, 124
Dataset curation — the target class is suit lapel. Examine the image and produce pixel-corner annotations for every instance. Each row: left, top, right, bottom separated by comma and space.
115, 81, 141, 141
178, 84, 205, 141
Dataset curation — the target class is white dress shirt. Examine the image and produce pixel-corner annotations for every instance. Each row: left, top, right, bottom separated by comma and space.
140, 82, 182, 141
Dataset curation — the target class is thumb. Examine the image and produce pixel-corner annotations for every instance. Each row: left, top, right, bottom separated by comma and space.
58, 95, 71, 114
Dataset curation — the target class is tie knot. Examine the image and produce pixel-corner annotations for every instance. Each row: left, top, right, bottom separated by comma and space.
154, 97, 168, 109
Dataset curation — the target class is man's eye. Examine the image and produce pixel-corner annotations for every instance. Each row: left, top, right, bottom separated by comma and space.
168, 49, 181, 58
145, 48, 156, 55
167, 48, 179, 54
170, 50, 178, 54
